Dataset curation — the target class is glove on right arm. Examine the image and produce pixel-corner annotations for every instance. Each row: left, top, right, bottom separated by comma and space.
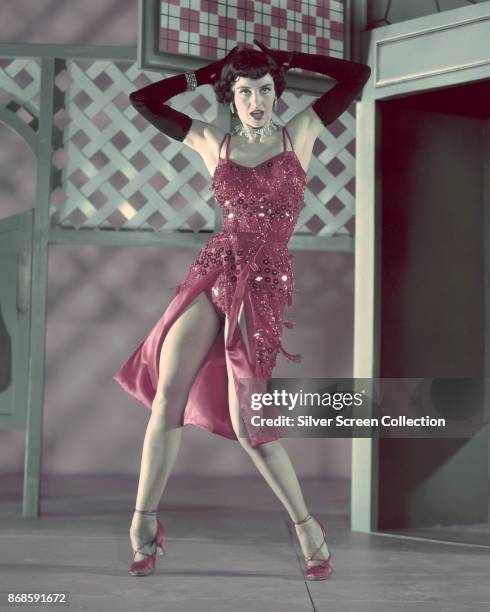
129, 46, 239, 141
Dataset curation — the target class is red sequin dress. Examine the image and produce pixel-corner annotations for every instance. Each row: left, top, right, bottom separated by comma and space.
113, 126, 306, 447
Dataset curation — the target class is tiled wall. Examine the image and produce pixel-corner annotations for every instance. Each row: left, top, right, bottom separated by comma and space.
159, 0, 344, 58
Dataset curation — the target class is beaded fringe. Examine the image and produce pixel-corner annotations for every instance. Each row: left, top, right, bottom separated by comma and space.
279, 343, 302, 362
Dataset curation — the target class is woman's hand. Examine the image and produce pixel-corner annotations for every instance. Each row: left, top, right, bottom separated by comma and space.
197, 44, 240, 84
216, 44, 241, 73
253, 39, 294, 72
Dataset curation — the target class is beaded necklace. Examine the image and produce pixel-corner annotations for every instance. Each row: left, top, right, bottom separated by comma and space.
232, 117, 281, 144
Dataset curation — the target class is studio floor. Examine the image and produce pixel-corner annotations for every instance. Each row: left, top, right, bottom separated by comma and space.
0, 474, 489, 612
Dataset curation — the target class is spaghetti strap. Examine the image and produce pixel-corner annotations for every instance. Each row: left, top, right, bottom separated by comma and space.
283, 126, 294, 154
225, 132, 231, 159
218, 133, 229, 159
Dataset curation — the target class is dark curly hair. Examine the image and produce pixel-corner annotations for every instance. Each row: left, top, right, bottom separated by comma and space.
213, 48, 287, 105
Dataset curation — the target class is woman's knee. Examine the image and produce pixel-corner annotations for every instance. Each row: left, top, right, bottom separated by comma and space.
151, 383, 188, 429
238, 437, 282, 458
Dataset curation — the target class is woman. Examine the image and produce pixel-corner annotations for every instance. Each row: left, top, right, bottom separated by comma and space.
114, 39, 371, 580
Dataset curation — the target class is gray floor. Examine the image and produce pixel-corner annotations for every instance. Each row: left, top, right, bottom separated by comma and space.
0, 474, 489, 612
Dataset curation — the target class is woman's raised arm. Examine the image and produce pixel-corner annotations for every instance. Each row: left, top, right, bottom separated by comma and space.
129, 46, 239, 142
254, 39, 371, 127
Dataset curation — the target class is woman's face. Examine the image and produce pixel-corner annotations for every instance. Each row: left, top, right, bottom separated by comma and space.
232, 74, 275, 131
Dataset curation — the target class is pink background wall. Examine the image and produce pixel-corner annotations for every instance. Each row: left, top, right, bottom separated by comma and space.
0, 1, 353, 478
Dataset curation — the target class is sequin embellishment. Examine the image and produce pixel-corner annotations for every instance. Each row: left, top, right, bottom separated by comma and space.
176, 127, 306, 377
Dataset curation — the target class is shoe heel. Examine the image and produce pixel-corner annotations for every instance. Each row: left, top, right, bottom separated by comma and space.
155, 519, 166, 557
155, 519, 166, 556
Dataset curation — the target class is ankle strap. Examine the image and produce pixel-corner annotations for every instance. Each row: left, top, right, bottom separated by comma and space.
294, 513, 312, 526
135, 508, 158, 515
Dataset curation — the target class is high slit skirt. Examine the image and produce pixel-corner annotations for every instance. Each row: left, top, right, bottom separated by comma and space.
112, 231, 301, 448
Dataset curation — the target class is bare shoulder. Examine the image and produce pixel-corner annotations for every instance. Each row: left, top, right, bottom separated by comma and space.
182, 118, 226, 159
284, 106, 324, 170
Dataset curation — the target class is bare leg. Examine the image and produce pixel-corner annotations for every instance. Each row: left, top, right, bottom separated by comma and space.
224, 303, 330, 563
130, 291, 221, 560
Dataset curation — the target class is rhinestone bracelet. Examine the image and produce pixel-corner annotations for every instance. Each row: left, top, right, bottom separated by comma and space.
185, 71, 197, 91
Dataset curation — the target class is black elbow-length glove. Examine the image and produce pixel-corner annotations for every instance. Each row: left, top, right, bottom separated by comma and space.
129, 46, 239, 141
254, 39, 371, 126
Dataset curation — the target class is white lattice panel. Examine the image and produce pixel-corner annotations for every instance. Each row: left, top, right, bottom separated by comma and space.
49, 59, 222, 231
0, 58, 41, 128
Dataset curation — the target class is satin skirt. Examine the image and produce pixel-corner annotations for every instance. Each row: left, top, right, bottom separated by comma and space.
112, 265, 295, 447
113, 233, 301, 447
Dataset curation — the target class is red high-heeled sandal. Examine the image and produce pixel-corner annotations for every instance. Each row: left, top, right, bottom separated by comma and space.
293, 513, 333, 580
129, 508, 166, 577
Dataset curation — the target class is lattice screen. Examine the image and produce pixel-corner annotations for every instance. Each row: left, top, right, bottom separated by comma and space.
0, 58, 41, 129
49, 58, 222, 232
0, 51, 357, 238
